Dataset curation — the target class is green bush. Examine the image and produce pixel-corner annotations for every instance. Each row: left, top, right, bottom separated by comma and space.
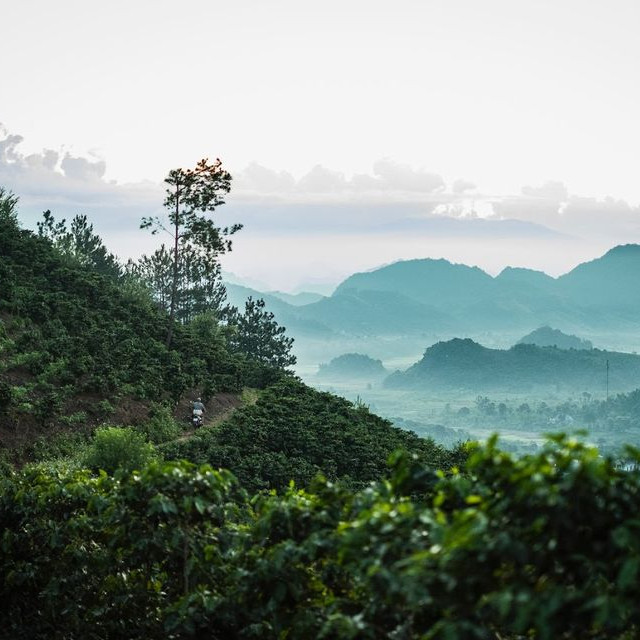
141, 405, 182, 444
84, 426, 156, 474
2, 437, 640, 638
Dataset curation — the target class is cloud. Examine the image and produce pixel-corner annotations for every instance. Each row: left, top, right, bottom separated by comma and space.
234, 162, 295, 193
60, 153, 106, 182
559, 196, 640, 236
0, 124, 111, 198
452, 179, 477, 194
0, 124, 162, 248
372, 158, 445, 193
2, 124, 639, 275
297, 165, 348, 193
521, 180, 568, 201
490, 180, 569, 228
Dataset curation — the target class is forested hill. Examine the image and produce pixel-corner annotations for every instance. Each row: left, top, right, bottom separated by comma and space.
0, 195, 458, 494
0, 201, 287, 448
3, 193, 640, 638
385, 338, 640, 392
218, 245, 640, 342
517, 326, 594, 350
0, 213, 234, 441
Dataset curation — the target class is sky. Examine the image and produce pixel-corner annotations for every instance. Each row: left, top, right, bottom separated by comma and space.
1, 0, 639, 291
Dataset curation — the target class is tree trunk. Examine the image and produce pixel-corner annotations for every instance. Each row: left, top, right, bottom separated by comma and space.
166, 193, 180, 348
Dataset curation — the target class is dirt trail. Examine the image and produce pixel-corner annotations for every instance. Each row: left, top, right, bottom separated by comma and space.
172, 391, 245, 442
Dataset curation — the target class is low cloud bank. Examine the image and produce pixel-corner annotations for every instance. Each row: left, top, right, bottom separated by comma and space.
1, 125, 639, 289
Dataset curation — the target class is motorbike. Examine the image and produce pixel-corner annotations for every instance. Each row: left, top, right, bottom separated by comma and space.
192, 410, 204, 428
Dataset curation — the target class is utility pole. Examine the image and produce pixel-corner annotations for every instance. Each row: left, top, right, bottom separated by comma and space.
606, 359, 609, 401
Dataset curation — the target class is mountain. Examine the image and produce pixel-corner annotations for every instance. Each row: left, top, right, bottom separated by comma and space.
267, 290, 325, 306
517, 326, 593, 350
335, 258, 495, 310
224, 283, 334, 338
317, 353, 388, 380
297, 288, 454, 335
495, 266, 557, 292
315, 245, 640, 336
385, 338, 640, 393
557, 244, 640, 313
218, 245, 640, 346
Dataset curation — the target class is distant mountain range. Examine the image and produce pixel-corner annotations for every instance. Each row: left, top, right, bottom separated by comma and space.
385, 338, 640, 393
225, 244, 640, 341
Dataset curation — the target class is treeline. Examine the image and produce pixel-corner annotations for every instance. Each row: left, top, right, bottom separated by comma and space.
0, 189, 293, 439
1, 436, 639, 638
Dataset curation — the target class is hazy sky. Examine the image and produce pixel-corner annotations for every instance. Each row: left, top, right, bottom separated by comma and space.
2, 0, 639, 289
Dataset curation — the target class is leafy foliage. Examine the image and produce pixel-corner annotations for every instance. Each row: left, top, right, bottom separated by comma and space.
84, 426, 157, 474
37, 210, 122, 279
0, 206, 270, 441
225, 296, 296, 371
1, 437, 640, 638
140, 158, 241, 346
163, 377, 465, 492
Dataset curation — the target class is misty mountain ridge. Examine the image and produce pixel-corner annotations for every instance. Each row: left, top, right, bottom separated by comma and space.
517, 326, 594, 351
317, 353, 388, 380
386, 338, 640, 393
228, 244, 640, 341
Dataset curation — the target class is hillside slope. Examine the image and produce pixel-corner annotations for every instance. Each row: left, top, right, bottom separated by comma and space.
162, 377, 464, 492
0, 209, 254, 446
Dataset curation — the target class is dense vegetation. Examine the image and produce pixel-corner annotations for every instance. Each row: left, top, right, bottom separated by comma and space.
162, 377, 462, 492
0, 207, 239, 435
0, 192, 293, 446
3, 184, 640, 638
2, 437, 640, 638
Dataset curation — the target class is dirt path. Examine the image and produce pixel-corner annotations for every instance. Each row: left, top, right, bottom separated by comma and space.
171, 390, 256, 442
174, 403, 241, 442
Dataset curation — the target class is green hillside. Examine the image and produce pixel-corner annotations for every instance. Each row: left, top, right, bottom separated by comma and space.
162, 377, 462, 492
3, 188, 640, 638
2, 436, 639, 638
0, 205, 248, 445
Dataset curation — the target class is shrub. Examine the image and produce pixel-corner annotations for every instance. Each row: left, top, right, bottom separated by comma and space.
141, 405, 182, 444
84, 426, 156, 474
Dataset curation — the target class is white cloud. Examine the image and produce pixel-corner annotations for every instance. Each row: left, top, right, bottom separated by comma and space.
521, 180, 568, 201
60, 153, 106, 182
372, 158, 445, 193
234, 162, 295, 193
297, 165, 347, 193
452, 179, 477, 194
2, 125, 640, 287
559, 196, 640, 236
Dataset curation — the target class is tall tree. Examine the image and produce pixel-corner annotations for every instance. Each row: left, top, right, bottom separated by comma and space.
225, 297, 296, 369
141, 158, 241, 347
37, 211, 122, 279
131, 243, 227, 323
0, 188, 19, 226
